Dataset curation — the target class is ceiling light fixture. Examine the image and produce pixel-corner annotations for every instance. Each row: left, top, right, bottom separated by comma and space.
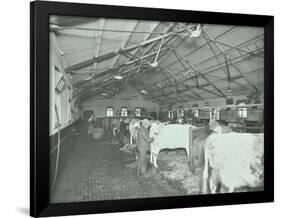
226, 86, 232, 92
140, 90, 148, 94
150, 62, 158, 68
114, 75, 123, 80
101, 93, 108, 96
188, 24, 202, 38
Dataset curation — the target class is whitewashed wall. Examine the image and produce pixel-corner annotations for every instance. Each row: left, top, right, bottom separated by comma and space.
82, 86, 159, 117
49, 32, 81, 135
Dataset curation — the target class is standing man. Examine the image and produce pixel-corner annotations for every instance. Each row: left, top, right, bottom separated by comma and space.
209, 119, 222, 134
209, 118, 232, 134
136, 122, 154, 176
88, 112, 96, 135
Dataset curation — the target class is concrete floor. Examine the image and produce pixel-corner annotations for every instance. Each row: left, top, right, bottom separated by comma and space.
50, 130, 183, 203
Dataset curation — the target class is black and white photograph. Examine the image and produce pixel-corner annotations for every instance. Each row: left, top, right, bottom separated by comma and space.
49, 15, 265, 203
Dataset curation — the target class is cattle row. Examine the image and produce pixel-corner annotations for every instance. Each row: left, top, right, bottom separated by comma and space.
89, 117, 264, 194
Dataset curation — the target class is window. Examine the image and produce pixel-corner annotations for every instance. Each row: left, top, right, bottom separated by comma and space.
135, 108, 141, 117
106, 107, 114, 117
237, 103, 247, 119
193, 109, 199, 117
168, 110, 173, 119
121, 107, 128, 117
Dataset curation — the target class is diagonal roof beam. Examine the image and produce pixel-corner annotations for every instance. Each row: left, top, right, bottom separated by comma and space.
92, 18, 106, 74
171, 49, 203, 99
202, 31, 254, 92
136, 23, 186, 63
111, 21, 140, 68
154, 44, 263, 88
133, 21, 162, 57
65, 31, 176, 72
172, 49, 226, 98
158, 63, 202, 100
202, 28, 258, 91
159, 26, 239, 73
207, 38, 264, 58
135, 32, 190, 81
74, 46, 170, 86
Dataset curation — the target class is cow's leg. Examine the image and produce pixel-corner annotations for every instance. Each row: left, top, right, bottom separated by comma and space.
185, 147, 193, 173
136, 150, 141, 176
153, 151, 159, 168
209, 170, 220, 193
202, 151, 210, 194
228, 186, 235, 193
202, 167, 209, 194
130, 133, 133, 145
209, 176, 217, 194
134, 145, 138, 160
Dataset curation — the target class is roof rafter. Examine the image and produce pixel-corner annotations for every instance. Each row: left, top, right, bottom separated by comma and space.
171, 49, 226, 98
171, 48, 203, 99
111, 20, 140, 68
202, 28, 258, 91
92, 18, 106, 74
65, 31, 177, 72
161, 26, 239, 72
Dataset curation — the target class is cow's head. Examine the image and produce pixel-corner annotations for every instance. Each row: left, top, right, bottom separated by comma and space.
149, 122, 162, 138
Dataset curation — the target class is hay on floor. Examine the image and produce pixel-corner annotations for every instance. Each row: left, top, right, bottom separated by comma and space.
118, 143, 135, 153
158, 149, 203, 195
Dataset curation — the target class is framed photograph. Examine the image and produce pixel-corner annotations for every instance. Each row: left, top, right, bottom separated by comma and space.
30, 1, 274, 217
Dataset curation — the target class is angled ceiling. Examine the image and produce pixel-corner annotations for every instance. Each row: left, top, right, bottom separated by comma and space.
50, 15, 264, 105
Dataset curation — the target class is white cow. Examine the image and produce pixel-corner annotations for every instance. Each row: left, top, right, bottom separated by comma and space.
149, 123, 194, 168
112, 119, 121, 137
128, 119, 140, 145
202, 133, 264, 194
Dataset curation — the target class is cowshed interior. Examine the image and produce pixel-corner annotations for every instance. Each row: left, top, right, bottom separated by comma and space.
49, 15, 264, 203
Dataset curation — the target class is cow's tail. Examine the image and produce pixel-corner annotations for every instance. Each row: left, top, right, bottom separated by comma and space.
130, 133, 133, 145
202, 140, 210, 194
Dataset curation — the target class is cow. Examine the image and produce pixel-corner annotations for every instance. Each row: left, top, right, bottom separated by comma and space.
112, 119, 121, 137
128, 119, 140, 145
149, 123, 194, 168
202, 133, 264, 194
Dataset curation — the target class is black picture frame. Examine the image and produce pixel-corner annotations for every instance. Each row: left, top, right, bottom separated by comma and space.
30, 1, 274, 217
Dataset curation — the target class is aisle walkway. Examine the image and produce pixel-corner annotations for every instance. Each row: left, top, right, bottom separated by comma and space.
51, 132, 182, 203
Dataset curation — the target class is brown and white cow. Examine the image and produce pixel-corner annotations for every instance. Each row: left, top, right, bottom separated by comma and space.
149, 123, 195, 168
202, 132, 264, 193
